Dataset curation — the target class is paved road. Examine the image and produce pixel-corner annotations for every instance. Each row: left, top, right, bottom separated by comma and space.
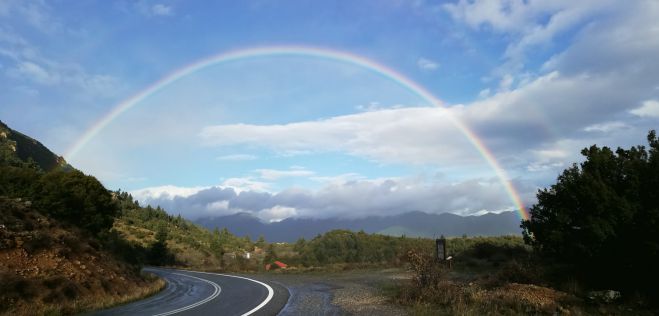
88, 268, 289, 316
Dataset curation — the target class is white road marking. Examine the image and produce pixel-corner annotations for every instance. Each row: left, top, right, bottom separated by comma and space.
188, 270, 275, 316
151, 272, 221, 316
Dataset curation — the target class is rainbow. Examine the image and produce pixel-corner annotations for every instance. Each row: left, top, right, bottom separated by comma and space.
65, 45, 529, 220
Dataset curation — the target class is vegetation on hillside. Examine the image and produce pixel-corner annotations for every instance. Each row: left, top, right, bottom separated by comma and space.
388, 130, 659, 315
0, 197, 165, 316
0, 123, 162, 315
111, 190, 253, 269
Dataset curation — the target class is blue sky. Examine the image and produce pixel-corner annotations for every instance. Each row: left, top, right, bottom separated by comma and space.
2, 0, 658, 222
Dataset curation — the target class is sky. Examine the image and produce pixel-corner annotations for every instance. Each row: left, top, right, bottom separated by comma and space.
1, 0, 658, 222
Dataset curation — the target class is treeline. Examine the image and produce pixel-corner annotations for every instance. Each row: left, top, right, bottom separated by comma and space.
289, 230, 434, 266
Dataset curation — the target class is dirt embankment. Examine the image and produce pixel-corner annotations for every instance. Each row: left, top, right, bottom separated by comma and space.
0, 197, 163, 315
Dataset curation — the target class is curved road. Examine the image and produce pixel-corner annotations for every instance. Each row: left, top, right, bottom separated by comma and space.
88, 268, 289, 316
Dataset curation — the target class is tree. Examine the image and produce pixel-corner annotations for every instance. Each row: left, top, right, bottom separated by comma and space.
148, 226, 174, 265
256, 235, 266, 249
521, 130, 659, 293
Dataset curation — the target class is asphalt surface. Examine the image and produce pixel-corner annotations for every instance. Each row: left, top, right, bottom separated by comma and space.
87, 267, 289, 316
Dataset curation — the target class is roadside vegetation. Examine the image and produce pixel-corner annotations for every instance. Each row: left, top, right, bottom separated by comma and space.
385, 130, 659, 315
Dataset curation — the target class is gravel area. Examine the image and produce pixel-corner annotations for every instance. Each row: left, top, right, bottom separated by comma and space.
251, 269, 409, 316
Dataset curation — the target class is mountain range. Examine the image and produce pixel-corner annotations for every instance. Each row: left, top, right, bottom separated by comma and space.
196, 210, 522, 242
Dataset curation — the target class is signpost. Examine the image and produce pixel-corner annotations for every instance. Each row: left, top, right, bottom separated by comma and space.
436, 237, 446, 261
436, 236, 453, 268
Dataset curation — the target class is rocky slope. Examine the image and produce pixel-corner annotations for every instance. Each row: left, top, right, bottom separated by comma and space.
0, 197, 163, 315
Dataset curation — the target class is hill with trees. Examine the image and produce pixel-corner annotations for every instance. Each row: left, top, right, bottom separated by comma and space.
0, 121, 164, 314
111, 190, 254, 269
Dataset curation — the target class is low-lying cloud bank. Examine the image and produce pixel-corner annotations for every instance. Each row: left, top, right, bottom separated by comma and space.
131, 176, 528, 222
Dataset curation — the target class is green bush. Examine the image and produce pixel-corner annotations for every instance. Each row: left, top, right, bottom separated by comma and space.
522, 130, 659, 295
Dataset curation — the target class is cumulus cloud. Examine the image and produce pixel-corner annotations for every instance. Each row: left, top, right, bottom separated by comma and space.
443, 0, 616, 63
630, 100, 659, 118
132, 185, 210, 200
131, 175, 518, 221
199, 107, 484, 167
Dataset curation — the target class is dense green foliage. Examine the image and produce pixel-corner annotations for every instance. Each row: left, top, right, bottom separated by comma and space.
1, 122, 114, 235
0, 165, 118, 235
38, 170, 118, 233
521, 130, 659, 293
294, 230, 434, 266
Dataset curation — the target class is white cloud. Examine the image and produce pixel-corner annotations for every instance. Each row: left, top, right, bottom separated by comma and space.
258, 205, 297, 223
444, 0, 617, 71
199, 107, 483, 167
8, 61, 56, 84
417, 57, 439, 70
355, 102, 404, 112
583, 121, 629, 133
0, 0, 62, 33
151, 4, 173, 16
0, 26, 120, 98
255, 168, 314, 180
630, 100, 659, 118
132, 185, 210, 201
217, 154, 258, 161
310, 173, 365, 185
498, 74, 514, 91
130, 175, 520, 221
220, 177, 270, 192
208, 200, 229, 211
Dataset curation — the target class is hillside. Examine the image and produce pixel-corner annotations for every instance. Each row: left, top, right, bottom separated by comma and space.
0, 197, 164, 315
196, 210, 522, 242
0, 122, 164, 315
112, 191, 255, 270
0, 120, 70, 171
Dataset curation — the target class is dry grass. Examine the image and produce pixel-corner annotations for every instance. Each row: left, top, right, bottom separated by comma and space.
2, 272, 166, 316
387, 249, 582, 315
